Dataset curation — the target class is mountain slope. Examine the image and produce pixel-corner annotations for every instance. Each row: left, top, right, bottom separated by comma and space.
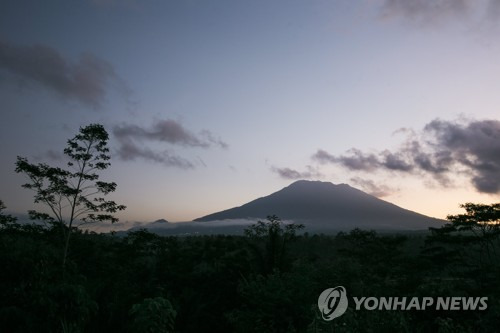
194, 180, 443, 230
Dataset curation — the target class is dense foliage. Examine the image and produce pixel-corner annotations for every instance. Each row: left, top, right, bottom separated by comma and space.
4, 125, 499, 332
1, 207, 499, 332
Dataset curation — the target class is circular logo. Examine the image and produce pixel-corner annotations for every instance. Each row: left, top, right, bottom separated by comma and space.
318, 286, 348, 321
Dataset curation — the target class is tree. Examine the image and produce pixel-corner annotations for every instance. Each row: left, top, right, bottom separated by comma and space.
0, 200, 18, 227
446, 202, 500, 232
129, 297, 176, 333
447, 203, 500, 266
425, 202, 500, 291
15, 124, 126, 271
430, 203, 500, 265
244, 215, 304, 274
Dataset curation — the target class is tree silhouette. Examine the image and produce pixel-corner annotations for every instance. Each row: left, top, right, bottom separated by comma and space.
15, 124, 126, 272
426, 202, 500, 288
446, 202, 500, 231
0, 200, 17, 227
447, 203, 500, 266
244, 215, 304, 274
129, 297, 176, 333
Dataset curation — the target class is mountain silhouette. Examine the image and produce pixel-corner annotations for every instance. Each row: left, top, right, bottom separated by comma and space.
194, 180, 443, 230
152, 218, 169, 224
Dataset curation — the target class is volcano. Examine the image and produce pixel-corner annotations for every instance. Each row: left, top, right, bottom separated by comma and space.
194, 180, 443, 231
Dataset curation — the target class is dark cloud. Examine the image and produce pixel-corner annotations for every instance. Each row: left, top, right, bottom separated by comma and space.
380, 0, 471, 24
115, 121, 205, 148
271, 166, 322, 180
0, 40, 129, 108
315, 118, 500, 194
115, 140, 194, 169
380, 151, 413, 171
350, 177, 395, 198
114, 119, 228, 149
113, 119, 227, 168
337, 149, 379, 171
312, 149, 379, 171
424, 119, 500, 192
311, 149, 337, 164
379, 0, 500, 26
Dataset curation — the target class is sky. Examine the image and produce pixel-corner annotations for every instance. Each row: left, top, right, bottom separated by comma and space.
1, 0, 499, 224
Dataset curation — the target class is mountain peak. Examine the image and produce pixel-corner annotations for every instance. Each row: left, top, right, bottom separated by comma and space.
194, 180, 443, 230
285, 180, 352, 190
153, 218, 169, 224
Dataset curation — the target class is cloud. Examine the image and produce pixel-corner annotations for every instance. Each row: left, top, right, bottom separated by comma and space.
0, 40, 129, 108
114, 119, 228, 149
314, 118, 500, 194
381, 151, 414, 171
113, 119, 227, 168
271, 165, 323, 180
379, 0, 500, 26
311, 149, 336, 164
200, 130, 229, 149
380, 0, 471, 24
424, 119, 500, 192
115, 140, 194, 169
312, 149, 379, 171
350, 177, 395, 198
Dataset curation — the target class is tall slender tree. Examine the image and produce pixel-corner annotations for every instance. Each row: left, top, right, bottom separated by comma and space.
15, 124, 126, 271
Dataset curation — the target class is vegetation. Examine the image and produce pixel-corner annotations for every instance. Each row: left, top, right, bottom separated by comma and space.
14, 124, 126, 271
0, 203, 499, 332
2, 125, 499, 332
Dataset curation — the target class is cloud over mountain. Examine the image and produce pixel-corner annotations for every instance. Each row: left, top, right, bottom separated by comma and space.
271, 165, 322, 180
314, 118, 500, 194
350, 177, 395, 198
